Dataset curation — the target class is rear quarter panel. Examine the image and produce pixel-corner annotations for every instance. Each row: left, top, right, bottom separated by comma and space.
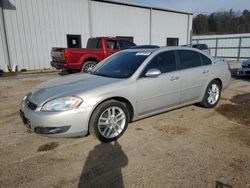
209, 59, 231, 90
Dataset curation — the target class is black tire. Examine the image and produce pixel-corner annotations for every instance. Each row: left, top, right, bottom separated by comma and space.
81, 61, 97, 73
89, 100, 129, 143
199, 80, 221, 108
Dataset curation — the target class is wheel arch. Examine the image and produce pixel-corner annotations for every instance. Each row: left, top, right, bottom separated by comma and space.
78, 54, 100, 68
83, 57, 99, 64
87, 96, 135, 132
213, 78, 223, 88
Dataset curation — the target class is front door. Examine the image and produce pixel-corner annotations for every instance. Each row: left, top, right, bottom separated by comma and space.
136, 50, 181, 116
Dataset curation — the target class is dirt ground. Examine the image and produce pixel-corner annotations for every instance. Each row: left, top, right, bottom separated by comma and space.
0, 70, 250, 188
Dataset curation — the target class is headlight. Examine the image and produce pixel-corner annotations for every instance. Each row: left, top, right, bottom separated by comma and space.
41, 96, 83, 112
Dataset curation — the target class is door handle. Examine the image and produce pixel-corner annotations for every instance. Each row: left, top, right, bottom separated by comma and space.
170, 76, 179, 81
202, 70, 209, 74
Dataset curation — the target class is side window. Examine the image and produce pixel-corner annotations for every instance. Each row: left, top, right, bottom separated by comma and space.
177, 50, 202, 70
107, 40, 119, 50
119, 40, 135, 49
200, 54, 212, 65
141, 51, 176, 77
97, 39, 103, 49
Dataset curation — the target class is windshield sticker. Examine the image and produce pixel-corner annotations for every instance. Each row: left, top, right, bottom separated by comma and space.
135, 52, 151, 56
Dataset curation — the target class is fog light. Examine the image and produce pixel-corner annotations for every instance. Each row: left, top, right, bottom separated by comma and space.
34, 126, 70, 134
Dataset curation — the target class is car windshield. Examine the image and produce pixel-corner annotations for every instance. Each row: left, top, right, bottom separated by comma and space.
91, 51, 152, 78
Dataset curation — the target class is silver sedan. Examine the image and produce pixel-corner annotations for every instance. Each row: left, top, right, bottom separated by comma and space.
20, 47, 231, 142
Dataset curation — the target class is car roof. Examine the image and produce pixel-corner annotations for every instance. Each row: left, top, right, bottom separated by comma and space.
123, 46, 211, 57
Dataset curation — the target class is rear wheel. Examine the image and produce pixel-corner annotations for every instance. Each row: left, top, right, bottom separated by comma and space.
200, 80, 221, 108
81, 61, 97, 73
89, 100, 129, 142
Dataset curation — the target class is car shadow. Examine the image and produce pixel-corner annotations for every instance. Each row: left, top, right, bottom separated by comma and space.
78, 141, 128, 188
58, 70, 70, 76
215, 181, 233, 188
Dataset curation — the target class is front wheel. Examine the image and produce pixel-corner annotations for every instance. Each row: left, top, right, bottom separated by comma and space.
89, 100, 129, 142
81, 61, 97, 73
199, 80, 221, 108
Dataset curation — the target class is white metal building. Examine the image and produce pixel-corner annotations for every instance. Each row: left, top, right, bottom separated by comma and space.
0, 0, 192, 70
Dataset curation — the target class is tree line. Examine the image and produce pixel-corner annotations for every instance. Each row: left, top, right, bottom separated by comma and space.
193, 9, 250, 35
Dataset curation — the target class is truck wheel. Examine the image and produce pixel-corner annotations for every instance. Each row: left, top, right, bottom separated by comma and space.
199, 80, 221, 108
81, 61, 97, 73
89, 100, 129, 143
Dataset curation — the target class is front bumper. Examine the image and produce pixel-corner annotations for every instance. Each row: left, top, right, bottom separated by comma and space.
237, 67, 250, 76
20, 100, 93, 137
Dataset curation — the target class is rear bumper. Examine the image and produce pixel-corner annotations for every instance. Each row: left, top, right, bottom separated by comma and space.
51, 61, 65, 69
51, 61, 81, 70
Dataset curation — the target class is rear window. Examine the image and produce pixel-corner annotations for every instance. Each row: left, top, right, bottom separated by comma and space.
119, 40, 135, 50
192, 44, 208, 50
200, 54, 212, 65
87, 38, 102, 49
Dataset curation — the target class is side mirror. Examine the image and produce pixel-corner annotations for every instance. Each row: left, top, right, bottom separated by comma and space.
145, 68, 161, 78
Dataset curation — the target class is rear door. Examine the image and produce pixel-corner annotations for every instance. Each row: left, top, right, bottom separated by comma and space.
137, 50, 181, 116
86, 38, 105, 60
176, 50, 209, 104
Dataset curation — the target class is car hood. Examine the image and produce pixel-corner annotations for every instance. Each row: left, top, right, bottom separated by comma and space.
28, 73, 120, 106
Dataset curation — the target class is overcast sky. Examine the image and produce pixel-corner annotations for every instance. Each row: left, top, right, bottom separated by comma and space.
124, 0, 250, 14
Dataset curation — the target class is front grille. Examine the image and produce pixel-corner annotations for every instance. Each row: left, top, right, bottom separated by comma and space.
25, 99, 37, 110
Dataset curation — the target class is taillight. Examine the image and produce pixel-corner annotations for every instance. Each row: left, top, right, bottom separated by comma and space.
64, 50, 70, 62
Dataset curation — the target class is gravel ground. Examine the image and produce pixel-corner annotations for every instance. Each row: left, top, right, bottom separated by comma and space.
0, 69, 250, 188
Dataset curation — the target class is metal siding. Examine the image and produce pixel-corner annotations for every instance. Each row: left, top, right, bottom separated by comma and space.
241, 38, 250, 47
217, 49, 238, 58
240, 48, 250, 57
0, 5, 8, 69
187, 14, 193, 44
193, 33, 250, 39
151, 10, 189, 46
193, 33, 250, 60
1, 0, 191, 70
91, 1, 150, 44
218, 38, 239, 48
0, 24, 6, 69
2, 0, 90, 70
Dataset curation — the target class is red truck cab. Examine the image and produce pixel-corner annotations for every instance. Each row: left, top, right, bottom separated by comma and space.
51, 37, 136, 72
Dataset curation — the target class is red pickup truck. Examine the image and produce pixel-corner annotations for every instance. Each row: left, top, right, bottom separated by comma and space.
51, 37, 136, 72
